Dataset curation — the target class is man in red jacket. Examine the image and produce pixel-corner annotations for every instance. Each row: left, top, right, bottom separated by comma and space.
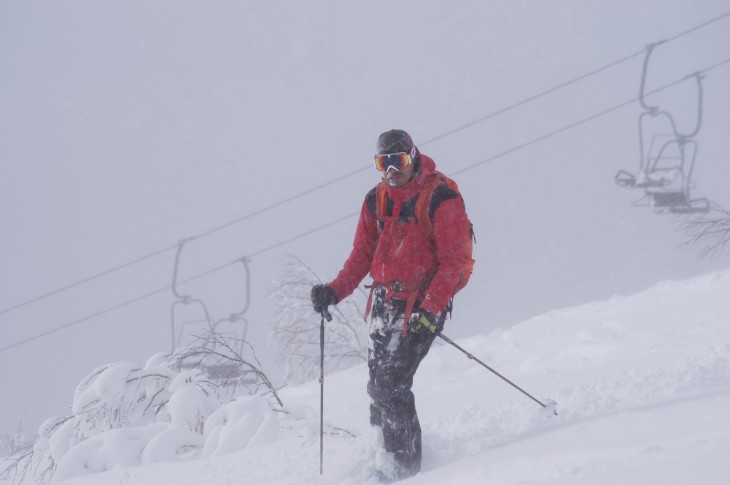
311, 129, 472, 481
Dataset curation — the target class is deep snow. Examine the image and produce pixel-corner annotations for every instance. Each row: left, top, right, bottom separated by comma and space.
3, 269, 729, 484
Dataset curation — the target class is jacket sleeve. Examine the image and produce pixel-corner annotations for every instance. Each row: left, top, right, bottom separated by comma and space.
419, 197, 471, 315
328, 193, 378, 302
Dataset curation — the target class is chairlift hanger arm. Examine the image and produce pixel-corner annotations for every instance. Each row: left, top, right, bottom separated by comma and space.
232, 257, 252, 318
639, 43, 662, 113
172, 238, 196, 300
684, 73, 704, 140
639, 42, 705, 141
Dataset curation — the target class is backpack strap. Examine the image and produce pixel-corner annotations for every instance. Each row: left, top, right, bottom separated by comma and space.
375, 181, 388, 233
363, 284, 377, 322
415, 172, 459, 240
376, 172, 457, 239
414, 176, 440, 240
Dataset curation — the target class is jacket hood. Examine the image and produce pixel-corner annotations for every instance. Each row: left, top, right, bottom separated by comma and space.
417, 153, 437, 178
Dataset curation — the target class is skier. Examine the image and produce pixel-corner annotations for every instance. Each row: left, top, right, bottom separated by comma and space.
311, 129, 474, 481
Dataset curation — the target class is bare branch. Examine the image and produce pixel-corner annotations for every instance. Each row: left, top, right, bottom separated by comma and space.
173, 332, 284, 408
269, 255, 368, 385
676, 203, 730, 259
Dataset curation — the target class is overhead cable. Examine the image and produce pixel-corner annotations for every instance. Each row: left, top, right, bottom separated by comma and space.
0, 166, 368, 318
2, 12, 726, 319
3, 57, 727, 354
452, 58, 729, 176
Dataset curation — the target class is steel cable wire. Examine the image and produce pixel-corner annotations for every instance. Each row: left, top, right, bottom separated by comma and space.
2, 12, 727, 319
3, 57, 728, 354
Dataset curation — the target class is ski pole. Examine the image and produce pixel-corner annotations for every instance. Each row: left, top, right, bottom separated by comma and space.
319, 308, 331, 474
436, 332, 557, 416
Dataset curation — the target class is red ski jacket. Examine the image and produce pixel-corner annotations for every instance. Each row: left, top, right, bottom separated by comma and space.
328, 154, 471, 316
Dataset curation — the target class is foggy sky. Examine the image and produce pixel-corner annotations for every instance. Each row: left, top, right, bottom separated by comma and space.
1, 0, 729, 439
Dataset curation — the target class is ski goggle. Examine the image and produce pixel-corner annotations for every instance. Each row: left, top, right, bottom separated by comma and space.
373, 147, 416, 173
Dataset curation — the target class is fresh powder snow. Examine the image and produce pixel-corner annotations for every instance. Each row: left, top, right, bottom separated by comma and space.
2, 269, 729, 484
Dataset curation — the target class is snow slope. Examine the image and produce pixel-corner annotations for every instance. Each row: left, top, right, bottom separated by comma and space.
5, 269, 730, 484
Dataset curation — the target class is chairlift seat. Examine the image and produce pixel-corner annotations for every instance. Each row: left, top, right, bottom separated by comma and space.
669, 197, 710, 214
615, 167, 682, 190
643, 168, 681, 190
650, 191, 688, 208
648, 192, 709, 214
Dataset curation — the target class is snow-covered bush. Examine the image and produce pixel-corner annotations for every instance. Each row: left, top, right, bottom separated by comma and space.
1, 338, 288, 485
269, 255, 368, 385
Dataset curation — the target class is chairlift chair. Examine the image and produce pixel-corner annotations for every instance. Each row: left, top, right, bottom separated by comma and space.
615, 43, 709, 214
170, 239, 254, 385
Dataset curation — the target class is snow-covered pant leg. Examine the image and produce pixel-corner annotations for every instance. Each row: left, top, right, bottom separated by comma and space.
367, 305, 441, 479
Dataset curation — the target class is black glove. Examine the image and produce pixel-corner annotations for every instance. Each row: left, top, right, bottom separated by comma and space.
409, 309, 441, 335
311, 284, 338, 315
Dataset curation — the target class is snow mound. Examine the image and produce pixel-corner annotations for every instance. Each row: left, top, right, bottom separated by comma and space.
0, 351, 323, 485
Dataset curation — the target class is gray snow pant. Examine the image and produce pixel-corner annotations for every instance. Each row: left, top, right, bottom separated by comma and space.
367, 291, 446, 478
